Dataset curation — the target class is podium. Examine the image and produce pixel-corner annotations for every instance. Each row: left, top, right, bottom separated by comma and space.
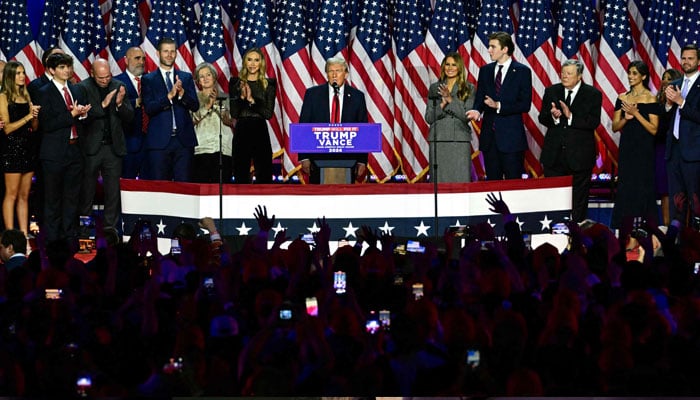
290, 123, 382, 183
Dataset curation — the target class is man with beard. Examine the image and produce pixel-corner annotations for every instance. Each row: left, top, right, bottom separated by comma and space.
114, 47, 148, 179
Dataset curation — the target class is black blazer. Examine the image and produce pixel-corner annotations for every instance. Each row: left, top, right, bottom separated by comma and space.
36, 82, 87, 161
77, 77, 134, 157
538, 82, 602, 171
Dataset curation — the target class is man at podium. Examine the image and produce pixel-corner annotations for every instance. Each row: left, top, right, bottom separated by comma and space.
298, 57, 369, 184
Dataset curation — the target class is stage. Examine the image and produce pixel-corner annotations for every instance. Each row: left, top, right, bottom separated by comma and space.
120, 177, 573, 253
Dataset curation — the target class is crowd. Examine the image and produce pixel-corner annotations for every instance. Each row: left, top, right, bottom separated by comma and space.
0, 196, 699, 396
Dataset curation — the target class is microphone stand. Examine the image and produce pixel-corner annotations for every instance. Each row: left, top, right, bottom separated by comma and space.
217, 97, 225, 233
431, 93, 440, 240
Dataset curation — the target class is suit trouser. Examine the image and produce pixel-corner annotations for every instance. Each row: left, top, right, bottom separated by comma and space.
543, 148, 591, 223
667, 139, 700, 224
483, 145, 524, 180
146, 135, 193, 182
42, 144, 83, 242
80, 145, 123, 231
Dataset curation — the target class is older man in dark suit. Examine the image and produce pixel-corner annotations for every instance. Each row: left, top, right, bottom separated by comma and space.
539, 59, 602, 223
77, 58, 134, 233
467, 31, 532, 180
298, 57, 368, 184
36, 53, 91, 243
665, 44, 700, 226
113, 46, 148, 179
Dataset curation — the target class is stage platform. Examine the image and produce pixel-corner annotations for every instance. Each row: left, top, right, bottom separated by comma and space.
120, 177, 573, 253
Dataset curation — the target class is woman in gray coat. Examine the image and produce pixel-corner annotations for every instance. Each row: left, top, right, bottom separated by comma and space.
425, 52, 475, 182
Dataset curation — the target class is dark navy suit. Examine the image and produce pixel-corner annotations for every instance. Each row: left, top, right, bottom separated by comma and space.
472, 61, 532, 180
298, 83, 368, 183
114, 72, 147, 179
141, 68, 199, 181
36, 81, 86, 242
666, 75, 700, 222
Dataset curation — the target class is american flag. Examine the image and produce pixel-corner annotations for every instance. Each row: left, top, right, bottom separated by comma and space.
308, 0, 351, 85
349, 0, 399, 182
234, 0, 285, 172
182, 0, 201, 53
194, 0, 230, 91
220, 0, 239, 77
554, 0, 598, 84
630, 0, 676, 92
594, 0, 635, 171
424, 0, 469, 80
110, 0, 142, 71
513, 0, 558, 178
143, 0, 194, 73
273, 0, 312, 177
669, 1, 700, 72
0, 0, 42, 80
58, 0, 110, 81
392, 0, 431, 182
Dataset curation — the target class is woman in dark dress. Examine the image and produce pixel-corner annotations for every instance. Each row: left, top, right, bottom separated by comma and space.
229, 48, 277, 184
1, 61, 40, 237
611, 61, 659, 228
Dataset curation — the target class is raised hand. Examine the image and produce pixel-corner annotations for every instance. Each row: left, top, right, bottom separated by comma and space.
486, 192, 510, 215
254, 205, 275, 232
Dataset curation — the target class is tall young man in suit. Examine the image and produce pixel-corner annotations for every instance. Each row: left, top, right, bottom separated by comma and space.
665, 43, 700, 225
467, 31, 532, 180
141, 38, 199, 182
114, 46, 148, 179
77, 59, 134, 234
36, 53, 91, 243
298, 57, 368, 184
539, 59, 602, 223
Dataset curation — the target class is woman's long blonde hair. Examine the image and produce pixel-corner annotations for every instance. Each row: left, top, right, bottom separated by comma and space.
239, 48, 268, 90
440, 52, 471, 102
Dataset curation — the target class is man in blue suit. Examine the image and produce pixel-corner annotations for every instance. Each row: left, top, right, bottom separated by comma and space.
0, 229, 27, 272
298, 57, 369, 184
114, 46, 148, 179
36, 53, 91, 243
467, 31, 532, 180
665, 43, 700, 225
141, 38, 199, 182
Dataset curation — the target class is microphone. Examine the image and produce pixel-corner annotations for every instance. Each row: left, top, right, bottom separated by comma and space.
331, 81, 339, 94
216, 95, 229, 102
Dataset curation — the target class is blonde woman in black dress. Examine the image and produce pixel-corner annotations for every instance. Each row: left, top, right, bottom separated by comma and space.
0, 61, 40, 236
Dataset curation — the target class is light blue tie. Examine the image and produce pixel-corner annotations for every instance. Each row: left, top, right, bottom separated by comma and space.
166, 71, 177, 131
673, 77, 690, 139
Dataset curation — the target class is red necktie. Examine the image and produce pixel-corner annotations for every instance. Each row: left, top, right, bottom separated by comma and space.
63, 86, 78, 139
135, 76, 148, 133
331, 90, 340, 123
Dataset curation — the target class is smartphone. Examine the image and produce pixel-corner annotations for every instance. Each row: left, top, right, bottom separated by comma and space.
480, 240, 494, 250
203, 277, 214, 290
301, 233, 315, 245
406, 240, 425, 253
279, 308, 292, 320
466, 349, 480, 368
334, 271, 347, 294
79, 215, 92, 227
305, 297, 318, 316
522, 232, 532, 250
163, 357, 184, 373
337, 239, 350, 248
170, 238, 181, 255
379, 309, 391, 329
412, 283, 424, 300
393, 243, 407, 255
551, 222, 569, 234
76, 375, 92, 397
365, 311, 380, 334
139, 222, 152, 241
694, 262, 700, 275
45, 288, 63, 300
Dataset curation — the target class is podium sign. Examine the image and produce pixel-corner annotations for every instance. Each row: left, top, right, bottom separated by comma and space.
290, 123, 382, 154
